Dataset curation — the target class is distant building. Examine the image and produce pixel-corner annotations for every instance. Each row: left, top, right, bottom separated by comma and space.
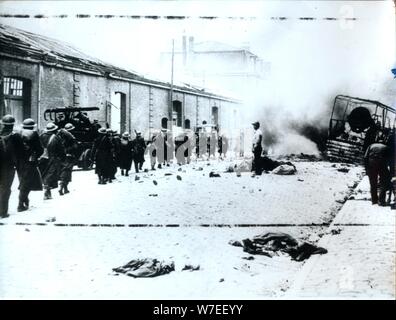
160, 37, 270, 101
0, 24, 240, 139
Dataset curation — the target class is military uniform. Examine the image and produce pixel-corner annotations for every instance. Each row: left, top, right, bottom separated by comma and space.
132, 133, 146, 173
17, 119, 44, 211
39, 123, 66, 199
91, 129, 113, 184
119, 133, 133, 176
364, 142, 391, 205
0, 115, 25, 218
58, 124, 78, 194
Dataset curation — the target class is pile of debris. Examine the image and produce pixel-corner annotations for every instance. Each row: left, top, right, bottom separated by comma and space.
113, 258, 175, 278
113, 258, 200, 278
229, 232, 327, 262
226, 156, 297, 175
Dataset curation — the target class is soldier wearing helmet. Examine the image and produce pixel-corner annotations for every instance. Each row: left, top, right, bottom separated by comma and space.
57, 123, 78, 195
16, 118, 44, 212
39, 122, 66, 200
0, 114, 25, 218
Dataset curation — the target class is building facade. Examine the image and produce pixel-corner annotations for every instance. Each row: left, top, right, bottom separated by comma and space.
0, 24, 240, 140
160, 37, 270, 100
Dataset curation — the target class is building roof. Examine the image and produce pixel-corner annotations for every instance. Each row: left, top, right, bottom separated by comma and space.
193, 41, 256, 56
0, 23, 238, 102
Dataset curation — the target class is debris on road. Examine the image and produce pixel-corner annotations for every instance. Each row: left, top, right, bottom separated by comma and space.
149, 194, 158, 197
242, 256, 255, 261
272, 164, 297, 175
113, 258, 175, 278
153, 180, 158, 185
45, 217, 56, 222
182, 264, 200, 271
232, 232, 327, 261
330, 228, 342, 235
176, 175, 182, 181
337, 167, 350, 173
135, 176, 140, 181
229, 240, 243, 247
209, 172, 221, 178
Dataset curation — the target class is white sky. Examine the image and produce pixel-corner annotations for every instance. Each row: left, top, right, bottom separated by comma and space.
0, 0, 395, 114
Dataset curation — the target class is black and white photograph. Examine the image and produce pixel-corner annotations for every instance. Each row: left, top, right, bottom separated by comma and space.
0, 0, 395, 301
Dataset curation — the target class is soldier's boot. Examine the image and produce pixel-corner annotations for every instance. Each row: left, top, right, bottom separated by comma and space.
125, 170, 129, 177
19, 189, 30, 210
59, 183, 65, 196
17, 200, 28, 212
44, 189, 52, 200
64, 183, 70, 194
121, 170, 124, 176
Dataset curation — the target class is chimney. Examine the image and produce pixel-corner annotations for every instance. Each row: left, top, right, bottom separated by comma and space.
182, 35, 187, 66
188, 36, 194, 54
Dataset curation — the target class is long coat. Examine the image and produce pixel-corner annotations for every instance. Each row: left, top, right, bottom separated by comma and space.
119, 138, 133, 170
58, 129, 78, 183
39, 132, 65, 189
0, 127, 25, 216
18, 129, 44, 191
132, 136, 146, 164
92, 134, 113, 177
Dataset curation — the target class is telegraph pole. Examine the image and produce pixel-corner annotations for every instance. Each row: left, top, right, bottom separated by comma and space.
169, 39, 175, 133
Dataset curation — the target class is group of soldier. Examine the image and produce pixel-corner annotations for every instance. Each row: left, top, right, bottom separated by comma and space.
0, 114, 78, 218
91, 128, 146, 184
91, 127, 230, 185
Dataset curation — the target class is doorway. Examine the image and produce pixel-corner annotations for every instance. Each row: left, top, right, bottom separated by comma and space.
110, 91, 126, 133
3, 77, 31, 126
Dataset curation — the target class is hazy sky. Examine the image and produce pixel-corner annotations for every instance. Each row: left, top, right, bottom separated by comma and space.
0, 0, 394, 117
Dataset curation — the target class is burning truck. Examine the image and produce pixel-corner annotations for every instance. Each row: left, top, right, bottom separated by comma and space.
326, 95, 396, 164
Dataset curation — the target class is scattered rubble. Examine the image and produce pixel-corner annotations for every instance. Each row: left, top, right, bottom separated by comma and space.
209, 172, 221, 178
45, 217, 56, 222
242, 256, 255, 261
330, 228, 342, 235
182, 264, 200, 271
153, 180, 158, 185
176, 175, 182, 181
135, 176, 140, 181
272, 164, 297, 175
337, 168, 350, 173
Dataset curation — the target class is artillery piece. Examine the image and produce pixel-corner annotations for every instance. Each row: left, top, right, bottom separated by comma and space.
43, 107, 101, 169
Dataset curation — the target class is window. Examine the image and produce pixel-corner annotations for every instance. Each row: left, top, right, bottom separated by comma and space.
172, 100, 182, 127
161, 117, 168, 129
3, 77, 23, 96
211, 106, 219, 125
184, 119, 191, 129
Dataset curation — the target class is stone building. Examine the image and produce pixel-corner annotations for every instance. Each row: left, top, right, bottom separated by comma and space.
160, 37, 270, 101
0, 23, 240, 139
